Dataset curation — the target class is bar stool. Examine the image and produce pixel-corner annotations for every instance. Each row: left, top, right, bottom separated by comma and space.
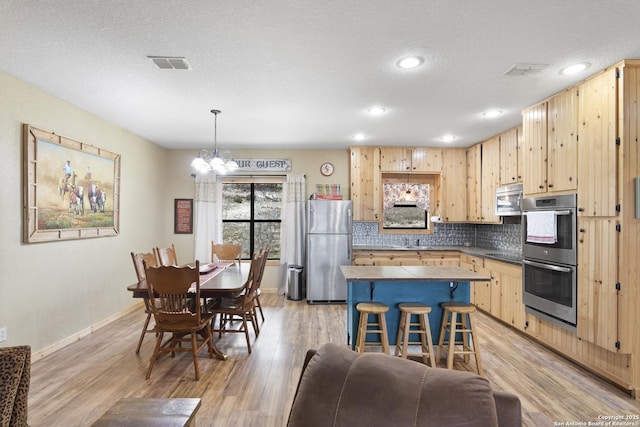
437, 302, 483, 375
355, 302, 390, 354
394, 302, 436, 367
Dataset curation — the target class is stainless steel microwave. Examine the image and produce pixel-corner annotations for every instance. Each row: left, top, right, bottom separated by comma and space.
495, 183, 523, 216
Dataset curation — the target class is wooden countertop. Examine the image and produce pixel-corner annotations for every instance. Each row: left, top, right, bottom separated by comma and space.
340, 265, 491, 282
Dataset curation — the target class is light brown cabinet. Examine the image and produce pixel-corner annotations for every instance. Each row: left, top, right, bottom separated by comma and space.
578, 68, 617, 217
481, 137, 501, 223
462, 255, 524, 330
411, 148, 443, 172
466, 144, 482, 222
499, 125, 522, 185
352, 250, 460, 267
460, 254, 490, 309
522, 101, 547, 196
379, 147, 411, 172
547, 88, 579, 193
577, 218, 618, 351
349, 146, 380, 221
440, 148, 467, 222
522, 89, 578, 197
380, 147, 443, 172
485, 259, 525, 331
467, 139, 501, 223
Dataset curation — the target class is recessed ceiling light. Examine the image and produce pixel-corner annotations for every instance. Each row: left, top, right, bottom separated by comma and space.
353, 133, 367, 141
560, 62, 590, 75
441, 135, 455, 143
367, 106, 386, 116
396, 56, 424, 69
483, 109, 503, 118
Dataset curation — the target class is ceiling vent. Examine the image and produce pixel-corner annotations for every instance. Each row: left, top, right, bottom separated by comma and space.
147, 56, 191, 70
502, 63, 549, 76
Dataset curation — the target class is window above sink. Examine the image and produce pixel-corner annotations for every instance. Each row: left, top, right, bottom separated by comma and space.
380, 173, 439, 234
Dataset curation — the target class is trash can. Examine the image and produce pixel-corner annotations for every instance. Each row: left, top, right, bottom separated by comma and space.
287, 265, 304, 301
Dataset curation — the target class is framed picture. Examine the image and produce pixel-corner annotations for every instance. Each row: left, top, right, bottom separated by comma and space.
174, 198, 193, 234
23, 124, 121, 243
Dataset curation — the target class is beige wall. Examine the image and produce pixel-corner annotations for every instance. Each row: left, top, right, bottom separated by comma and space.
0, 70, 350, 355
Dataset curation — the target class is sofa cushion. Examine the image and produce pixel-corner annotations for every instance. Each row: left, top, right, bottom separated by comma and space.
0, 345, 31, 427
288, 343, 499, 427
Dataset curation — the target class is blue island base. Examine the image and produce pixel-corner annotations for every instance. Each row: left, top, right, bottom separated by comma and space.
347, 280, 471, 350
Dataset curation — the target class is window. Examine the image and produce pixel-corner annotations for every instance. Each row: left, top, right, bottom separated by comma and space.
380, 173, 438, 233
221, 178, 283, 259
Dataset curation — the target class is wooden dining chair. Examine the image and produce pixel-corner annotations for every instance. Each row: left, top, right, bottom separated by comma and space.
143, 260, 215, 381
252, 245, 269, 323
210, 248, 266, 354
211, 241, 242, 266
130, 251, 159, 354
154, 244, 178, 266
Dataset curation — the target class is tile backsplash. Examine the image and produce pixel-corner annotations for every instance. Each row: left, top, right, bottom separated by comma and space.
353, 220, 522, 255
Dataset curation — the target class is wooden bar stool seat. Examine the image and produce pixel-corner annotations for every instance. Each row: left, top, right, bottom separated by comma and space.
394, 302, 436, 367
355, 302, 390, 354
437, 302, 483, 375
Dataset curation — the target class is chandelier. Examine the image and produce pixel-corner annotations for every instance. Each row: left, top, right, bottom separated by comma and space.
191, 109, 239, 174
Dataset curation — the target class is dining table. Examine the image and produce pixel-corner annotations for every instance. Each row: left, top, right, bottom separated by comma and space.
127, 261, 249, 361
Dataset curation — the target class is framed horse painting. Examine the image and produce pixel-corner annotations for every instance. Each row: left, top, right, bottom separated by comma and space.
23, 124, 121, 243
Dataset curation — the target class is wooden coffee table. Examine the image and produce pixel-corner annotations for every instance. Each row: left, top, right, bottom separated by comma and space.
92, 398, 201, 426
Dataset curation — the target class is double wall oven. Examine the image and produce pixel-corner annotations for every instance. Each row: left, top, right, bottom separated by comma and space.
521, 194, 577, 331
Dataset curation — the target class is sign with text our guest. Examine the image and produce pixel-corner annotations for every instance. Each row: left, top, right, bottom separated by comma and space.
234, 159, 291, 172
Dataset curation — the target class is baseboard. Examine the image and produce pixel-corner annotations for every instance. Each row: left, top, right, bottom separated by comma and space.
31, 302, 144, 363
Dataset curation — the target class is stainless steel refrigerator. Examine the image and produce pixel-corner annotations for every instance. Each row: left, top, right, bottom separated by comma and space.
306, 200, 352, 303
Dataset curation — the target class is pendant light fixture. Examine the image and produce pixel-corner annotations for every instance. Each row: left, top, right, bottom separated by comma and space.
191, 109, 239, 174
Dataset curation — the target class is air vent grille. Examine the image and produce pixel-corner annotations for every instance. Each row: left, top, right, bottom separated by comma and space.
503, 63, 549, 76
147, 56, 191, 70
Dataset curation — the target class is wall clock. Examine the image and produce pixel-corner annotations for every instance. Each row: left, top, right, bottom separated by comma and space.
320, 162, 334, 176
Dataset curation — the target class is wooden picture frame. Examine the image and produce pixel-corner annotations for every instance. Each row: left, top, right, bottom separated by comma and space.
23, 124, 121, 243
174, 198, 193, 234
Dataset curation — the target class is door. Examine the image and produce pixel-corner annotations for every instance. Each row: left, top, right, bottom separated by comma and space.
308, 200, 352, 234
307, 233, 351, 302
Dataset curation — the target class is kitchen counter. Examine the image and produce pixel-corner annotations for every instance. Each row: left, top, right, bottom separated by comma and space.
340, 265, 491, 282
352, 245, 523, 265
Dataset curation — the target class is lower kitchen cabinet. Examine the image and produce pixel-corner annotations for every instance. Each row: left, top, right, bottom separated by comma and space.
577, 217, 619, 351
352, 250, 460, 267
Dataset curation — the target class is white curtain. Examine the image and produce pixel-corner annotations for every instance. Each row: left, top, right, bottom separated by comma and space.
278, 174, 307, 295
194, 173, 222, 264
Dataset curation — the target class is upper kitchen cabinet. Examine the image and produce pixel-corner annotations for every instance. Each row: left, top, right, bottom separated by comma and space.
578, 68, 617, 217
440, 148, 467, 222
548, 89, 579, 193
481, 136, 501, 223
349, 146, 380, 221
411, 148, 443, 172
466, 144, 482, 222
467, 139, 501, 224
380, 147, 443, 172
522, 101, 547, 196
522, 89, 578, 197
499, 125, 522, 185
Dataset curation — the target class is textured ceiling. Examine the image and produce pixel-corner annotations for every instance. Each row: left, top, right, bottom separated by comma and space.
2, 1, 640, 151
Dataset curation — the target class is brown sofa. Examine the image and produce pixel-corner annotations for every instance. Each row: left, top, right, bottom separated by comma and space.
287, 343, 521, 427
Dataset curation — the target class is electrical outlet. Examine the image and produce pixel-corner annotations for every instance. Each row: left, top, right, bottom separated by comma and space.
0, 327, 6, 342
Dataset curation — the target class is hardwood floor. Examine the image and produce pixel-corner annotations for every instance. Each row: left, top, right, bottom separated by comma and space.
28, 294, 640, 426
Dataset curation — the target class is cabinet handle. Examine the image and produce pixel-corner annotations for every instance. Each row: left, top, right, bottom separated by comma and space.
539, 185, 544, 189
578, 207, 584, 212
579, 228, 585, 233
548, 184, 553, 188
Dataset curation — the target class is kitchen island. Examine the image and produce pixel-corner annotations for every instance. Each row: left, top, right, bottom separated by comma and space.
340, 265, 491, 349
